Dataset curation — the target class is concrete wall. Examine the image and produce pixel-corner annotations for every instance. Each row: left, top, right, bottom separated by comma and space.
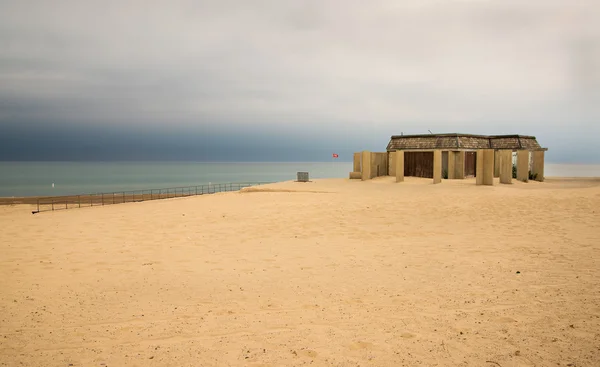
532, 151, 545, 182
352, 151, 390, 180
395, 151, 404, 182
433, 150, 442, 184
517, 150, 530, 182
361, 151, 371, 181
494, 151, 501, 178
447, 152, 456, 179
353, 153, 361, 173
455, 151, 466, 179
476, 149, 494, 186
498, 150, 512, 184
370, 152, 388, 178
389, 151, 396, 177
483, 149, 494, 185
442, 152, 449, 178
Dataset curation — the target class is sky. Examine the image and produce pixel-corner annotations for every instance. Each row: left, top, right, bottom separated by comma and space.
0, 0, 598, 162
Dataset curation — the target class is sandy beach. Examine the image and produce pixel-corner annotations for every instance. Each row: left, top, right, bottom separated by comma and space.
1, 177, 599, 366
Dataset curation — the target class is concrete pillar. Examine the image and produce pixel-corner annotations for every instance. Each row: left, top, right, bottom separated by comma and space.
395, 151, 404, 182
455, 151, 465, 179
353, 153, 361, 173
447, 152, 456, 179
476, 149, 494, 186
433, 150, 442, 184
361, 151, 371, 181
370, 153, 378, 179
388, 151, 396, 177
532, 151, 545, 182
517, 150, 530, 182
483, 149, 494, 185
494, 151, 501, 178
498, 150, 512, 184
476, 150, 484, 185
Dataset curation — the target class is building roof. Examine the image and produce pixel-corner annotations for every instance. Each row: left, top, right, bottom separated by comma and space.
386, 133, 547, 152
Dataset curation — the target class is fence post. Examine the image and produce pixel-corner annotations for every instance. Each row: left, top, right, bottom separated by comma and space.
52, 199, 54, 211
102, 193, 104, 206
113, 192, 115, 204
37, 199, 40, 213
66, 199, 68, 209
78, 195, 81, 208
151, 189, 153, 200
90, 195, 92, 207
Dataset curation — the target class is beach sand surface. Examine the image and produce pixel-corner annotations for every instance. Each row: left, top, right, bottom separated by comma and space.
1, 177, 599, 366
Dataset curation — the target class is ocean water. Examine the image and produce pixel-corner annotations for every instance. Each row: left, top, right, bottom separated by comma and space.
0, 162, 598, 197
0, 161, 353, 197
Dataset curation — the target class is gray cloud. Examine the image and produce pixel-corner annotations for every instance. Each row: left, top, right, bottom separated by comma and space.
0, 0, 599, 162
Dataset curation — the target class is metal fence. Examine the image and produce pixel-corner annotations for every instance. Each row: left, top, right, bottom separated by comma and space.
32, 182, 270, 214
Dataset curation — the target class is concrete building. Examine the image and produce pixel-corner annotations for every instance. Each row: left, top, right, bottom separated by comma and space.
350, 133, 548, 185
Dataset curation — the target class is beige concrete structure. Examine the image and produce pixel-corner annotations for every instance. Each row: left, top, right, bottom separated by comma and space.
351, 133, 547, 184
517, 150, 530, 182
498, 150, 513, 184
395, 151, 404, 182
361, 151, 371, 181
532, 151, 545, 182
447, 152, 456, 179
433, 150, 442, 184
476, 149, 494, 186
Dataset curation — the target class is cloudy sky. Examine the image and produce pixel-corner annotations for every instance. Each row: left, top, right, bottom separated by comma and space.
0, 0, 598, 162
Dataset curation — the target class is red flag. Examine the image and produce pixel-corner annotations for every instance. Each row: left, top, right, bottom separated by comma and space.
332, 153, 339, 158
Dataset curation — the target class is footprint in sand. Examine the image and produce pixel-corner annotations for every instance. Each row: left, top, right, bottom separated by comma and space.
495, 316, 517, 323
349, 341, 373, 350
299, 349, 318, 358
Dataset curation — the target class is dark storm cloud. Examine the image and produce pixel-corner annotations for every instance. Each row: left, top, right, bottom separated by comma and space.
0, 0, 598, 162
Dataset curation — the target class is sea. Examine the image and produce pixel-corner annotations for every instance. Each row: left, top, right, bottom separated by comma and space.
0, 162, 599, 197
0, 161, 353, 197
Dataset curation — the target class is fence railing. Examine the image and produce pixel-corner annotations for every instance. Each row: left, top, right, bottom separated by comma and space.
32, 182, 271, 214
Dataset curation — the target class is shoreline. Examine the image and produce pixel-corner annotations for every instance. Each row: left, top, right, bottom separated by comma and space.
2, 176, 599, 205
0, 182, 271, 206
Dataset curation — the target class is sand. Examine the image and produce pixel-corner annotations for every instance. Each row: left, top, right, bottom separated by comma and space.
1, 177, 599, 367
